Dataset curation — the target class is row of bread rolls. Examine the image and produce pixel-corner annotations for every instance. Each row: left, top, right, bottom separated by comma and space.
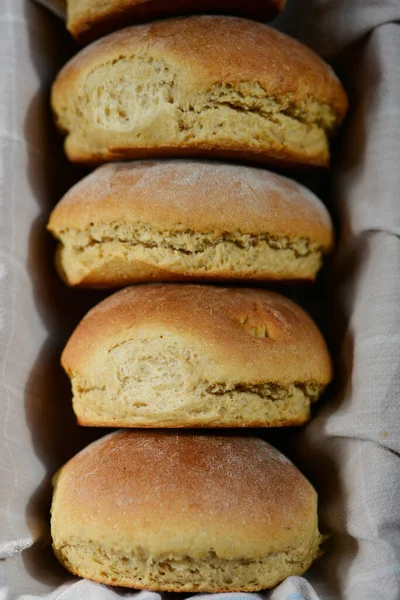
48, 1, 348, 593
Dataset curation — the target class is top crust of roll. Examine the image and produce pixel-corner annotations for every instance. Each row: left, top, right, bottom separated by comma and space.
52, 16, 348, 129
61, 284, 333, 386
52, 430, 318, 560
48, 160, 333, 250
67, 0, 286, 44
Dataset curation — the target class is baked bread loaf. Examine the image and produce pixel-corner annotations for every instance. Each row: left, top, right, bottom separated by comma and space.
52, 16, 348, 167
61, 284, 332, 427
47, 160, 334, 287
51, 430, 321, 591
67, 0, 285, 44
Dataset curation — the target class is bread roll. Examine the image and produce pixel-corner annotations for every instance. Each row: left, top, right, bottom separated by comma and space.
52, 16, 348, 167
67, 0, 285, 44
48, 160, 334, 287
51, 430, 321, 591
61, 284, 333, 427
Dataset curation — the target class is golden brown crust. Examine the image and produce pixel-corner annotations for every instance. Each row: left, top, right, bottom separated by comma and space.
48, 161, 333, 245
64, 142, 331, 170
77, 414, 310, 428
62, 284, 332, 386
67, 0, 286, 45
54, 17, 347, 117
51, 431, 321, 590
55, 262, 320, 290
52, 17, 348, 167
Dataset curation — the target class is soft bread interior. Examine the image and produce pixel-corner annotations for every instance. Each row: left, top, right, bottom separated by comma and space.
68, 333, 324, 427
54, 537, 321, 592
53, 222, 324, 286
56, 55, 336, 164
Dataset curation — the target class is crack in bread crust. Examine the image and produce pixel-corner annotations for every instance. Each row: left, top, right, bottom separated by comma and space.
70, 371, 324, 428
206, 381, 322, 401
66, 59, 337, 133
54, 223, 324, 285
54, 536, 321, 591
55, 55, 337, 164
65, 336, 327, 427
56, 224, 322, 256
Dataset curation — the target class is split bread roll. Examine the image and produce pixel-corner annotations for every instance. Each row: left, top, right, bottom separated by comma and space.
51, 430, 322, 591
61, 284, 333, 427
52, 16, 348, 167
67, 0, 286, 44
47, 160, 334, 287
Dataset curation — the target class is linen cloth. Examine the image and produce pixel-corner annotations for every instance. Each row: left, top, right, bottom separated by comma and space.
1, 0, 400, 598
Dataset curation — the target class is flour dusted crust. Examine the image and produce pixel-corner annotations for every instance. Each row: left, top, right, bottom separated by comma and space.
52, 16, 348, 167
67, 0, 286, 44
61, 284, 333, 427
51, 430, 321, 591
48, 160, 334, 287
